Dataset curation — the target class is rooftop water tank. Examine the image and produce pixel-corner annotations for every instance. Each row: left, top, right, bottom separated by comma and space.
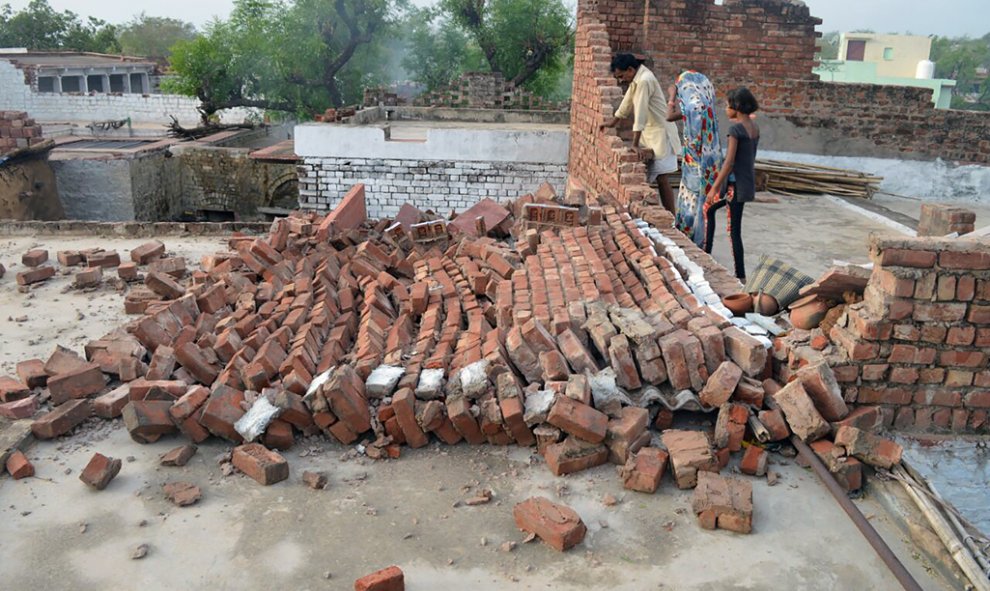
916, 59, 935, 80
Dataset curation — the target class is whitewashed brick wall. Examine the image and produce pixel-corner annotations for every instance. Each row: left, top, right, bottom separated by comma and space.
299, 157, 569, 218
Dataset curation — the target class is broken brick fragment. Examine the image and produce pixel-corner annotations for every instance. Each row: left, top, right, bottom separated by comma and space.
691, 471, 753, 534
163, 481, 201, 506
5, 450, 34, 479
80, 453, 122, 490
354, 565, 404, 591
513, 497, 587, 551
620, 447, 668, 493
160, 445, 198, 467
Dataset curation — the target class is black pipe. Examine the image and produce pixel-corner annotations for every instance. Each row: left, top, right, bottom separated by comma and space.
791, 435, 924, 591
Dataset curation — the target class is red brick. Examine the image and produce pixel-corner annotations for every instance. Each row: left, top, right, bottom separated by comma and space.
543, 436, 608, 475
773, 381, 830, 442
15, 359, 47, 388
661, 429, 719, 489
965, 391, 990, 409
758, 408, 790, 441
74, 266, 103, 288
969, 305, 990, 325
691, 471, 753, 534
200, 385, 246, 442
5, 450, 34, 479
57, 250, 83, 266
263, 419, 295, 451
547, 395, 607, 443
947, 326, 976, 346
556, 329, 598, 374
878, 248, 935, 268
21, 249, 48, 267
146, 271, 186, 299
175, 342, 219, 385
47, 362, 105, 405
834, 426, 902, 469
160, 444, 198, 467
834, 406, 882, 431
16, 265, 55, 285
79, 453, 122, 490
700, 361, 743, 408
795, 363, 848, 422
913, 302, 967, 323
513, 497, 587, 551
93, 384, 132, 418
130, 240, 165, 264
0, 375, 30, 403
31, 399, 91, 439
500, 396, 535, 446
621, 447, 668, 493
355, 565, 405, 591
232, 443, 289, 485
122, 400, 178, 443
392, 388, 429, 448
939, 251, 990, 270
740, 446, 768, 476
87, 250, 121, 268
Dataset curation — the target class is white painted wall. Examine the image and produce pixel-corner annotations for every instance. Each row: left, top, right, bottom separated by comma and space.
299, 157, 568, 218
295, 123, 569, 164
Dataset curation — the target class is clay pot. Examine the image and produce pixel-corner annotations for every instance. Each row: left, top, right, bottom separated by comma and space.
752, 292, 780, 316
789, 295, 831, 330
723, 293, 754, 317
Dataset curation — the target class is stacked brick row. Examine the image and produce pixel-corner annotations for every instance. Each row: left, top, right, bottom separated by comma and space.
822, 236, 990, 433
0, 110, 44, 153
411, 72, 567, 112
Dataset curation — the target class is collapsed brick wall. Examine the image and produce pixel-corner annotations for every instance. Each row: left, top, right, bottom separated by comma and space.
0, 110, 45, 153
567, 10, 655, 206
824, 236, 990, 433
298, 157, 568, 219
576, 0, 990, 165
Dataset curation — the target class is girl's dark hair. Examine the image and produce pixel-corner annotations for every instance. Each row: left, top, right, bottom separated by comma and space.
610, 53, 642, 72
728, 87, 759, 114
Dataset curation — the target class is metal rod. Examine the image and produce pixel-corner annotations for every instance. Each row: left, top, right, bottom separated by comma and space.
791, 435, 924, 591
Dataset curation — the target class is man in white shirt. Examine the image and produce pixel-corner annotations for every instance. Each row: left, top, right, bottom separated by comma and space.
600, 54, 682, 213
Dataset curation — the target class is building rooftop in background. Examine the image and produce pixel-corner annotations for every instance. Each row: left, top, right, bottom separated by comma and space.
816, 33, 956, 109
0, 50, 157, 69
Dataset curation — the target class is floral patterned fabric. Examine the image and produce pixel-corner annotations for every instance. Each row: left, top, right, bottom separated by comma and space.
673, 71, 723, 248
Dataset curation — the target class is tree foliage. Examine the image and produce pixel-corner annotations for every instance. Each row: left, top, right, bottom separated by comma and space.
400, 7, 484, 91
0, 0, 119, 53
437, 0, 572, 93
166, 0, 398, 120
931, 33, 990, 110
117, 13, 197, 59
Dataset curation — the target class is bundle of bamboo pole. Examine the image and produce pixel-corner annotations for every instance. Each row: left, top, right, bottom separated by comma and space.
658, 158, 883, 199
756, 159, 883, 199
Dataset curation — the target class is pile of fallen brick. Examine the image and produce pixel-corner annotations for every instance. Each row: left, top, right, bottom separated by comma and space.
1, 181, 905, 538
0, 110, 44, 153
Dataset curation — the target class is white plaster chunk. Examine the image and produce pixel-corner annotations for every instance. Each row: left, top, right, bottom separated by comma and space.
415, 368, 446, 400
305, 367, 334, 399
366, 365, 405, 398
234, 397, 282, 442
746, 313, 786, 337
588, 368, 634, 408
459, 359, 491, 399
523, 389, 555, 427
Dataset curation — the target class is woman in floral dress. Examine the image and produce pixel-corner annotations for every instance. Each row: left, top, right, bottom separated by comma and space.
666, 71, 723, 248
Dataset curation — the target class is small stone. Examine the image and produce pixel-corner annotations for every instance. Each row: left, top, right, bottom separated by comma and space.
602, 494, 617, 507
500, 541, 517, 552
132, 544, 149, 559
767, 471, 780, 486
79, 523, 88, 534
303, 470, 328, 490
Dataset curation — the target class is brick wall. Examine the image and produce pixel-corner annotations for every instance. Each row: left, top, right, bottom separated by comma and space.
0, 110, 45, 154
575, 0, 990, 167
567, 9, 655, 206
298, 157, 568, 219
172, 147, 298, 218
825, 236, 990, 433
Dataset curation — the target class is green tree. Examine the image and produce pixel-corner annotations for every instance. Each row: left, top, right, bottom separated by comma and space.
0, 0, 119, 52
166, 0, 399, 121
931, 33, 990, 111
438, 0, 573, 93
401, 7, 484, 90
816, 31, 840, 61
117, 13, 197, 59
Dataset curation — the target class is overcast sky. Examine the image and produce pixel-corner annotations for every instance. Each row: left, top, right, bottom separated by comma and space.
2, 0, 988, 38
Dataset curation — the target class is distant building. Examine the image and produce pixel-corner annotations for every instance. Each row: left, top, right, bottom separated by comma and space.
816, 33, 956, 109
0, 50, 158, 95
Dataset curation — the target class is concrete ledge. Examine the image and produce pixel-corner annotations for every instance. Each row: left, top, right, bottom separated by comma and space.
0, 220, 270, 237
